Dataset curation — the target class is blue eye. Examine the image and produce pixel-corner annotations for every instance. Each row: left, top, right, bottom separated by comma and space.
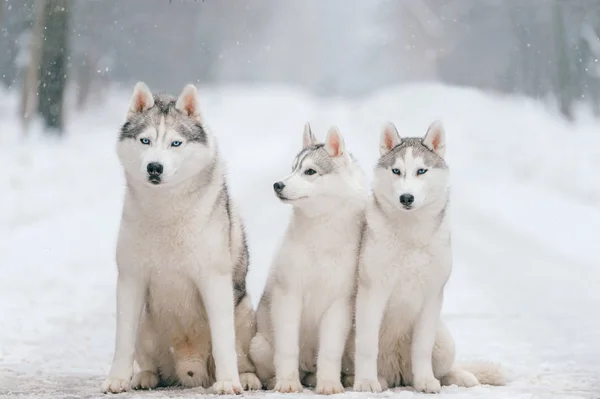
416, 168, 428, 175
304, 169, 317, 176
140, 138, 150, 145
171, 141, 182, 147
391, 168, 401, 175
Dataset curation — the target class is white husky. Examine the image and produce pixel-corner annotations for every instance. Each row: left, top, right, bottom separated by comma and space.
101, 82, 260, 394
249, 125, 368, 394
353, 121, 505, 393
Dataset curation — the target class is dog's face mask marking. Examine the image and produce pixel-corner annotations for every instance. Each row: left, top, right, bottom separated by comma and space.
374, 121, 449, 212
117, 82, 212, 187
272, 124, 358, 208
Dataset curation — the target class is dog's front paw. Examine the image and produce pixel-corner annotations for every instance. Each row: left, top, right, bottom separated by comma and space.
353, 379, 382, 393
101, 377, 131, 393
413, 376, 441, 393
316, 379, 344, 395
131, 370, 159, 390
212, 379, 243, 395
274, 378, 303, 393
239, 372, 262, 390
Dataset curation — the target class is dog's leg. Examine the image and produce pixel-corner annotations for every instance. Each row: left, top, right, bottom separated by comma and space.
353, 283, 390, 393
234, 295, 262, 390
249, 332, 276, 389
196, 271, 242, 395
271, 286, 303, 393
131, 312, 160, 390
411, 291, 444, 393
315, 297, 351, 394
101, 274, 146, 393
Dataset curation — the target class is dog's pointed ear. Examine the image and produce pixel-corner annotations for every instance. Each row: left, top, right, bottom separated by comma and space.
324, 126, 345, 157
128, 81, 154, 114
423, 120, 446, 157
302, 122, 317, 149
176, 84, 202, 121
380, 122, 401, 156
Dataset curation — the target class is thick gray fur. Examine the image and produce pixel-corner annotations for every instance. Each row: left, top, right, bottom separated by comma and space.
292, 143, 358, 175
378, 137, 447, 169
119, 94, 207, 143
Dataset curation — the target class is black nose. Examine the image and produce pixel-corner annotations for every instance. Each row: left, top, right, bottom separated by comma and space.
147, 162, 163, 175
273, 181, 285, 193
399, 194, 414, 206
187, 371, 194, 377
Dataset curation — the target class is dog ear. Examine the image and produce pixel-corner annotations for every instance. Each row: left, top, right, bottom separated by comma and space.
423, 120, 446, 157
128, 81, 154, 114
324, 126, 345, 157
302, 122, 317, 149
380, 122, 401, 156
176, 84, 202, 121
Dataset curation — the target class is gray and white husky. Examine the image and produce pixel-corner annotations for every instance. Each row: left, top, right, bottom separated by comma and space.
353, 121, 505, 393
101, 82, 260, 394
249, 124, 368, 394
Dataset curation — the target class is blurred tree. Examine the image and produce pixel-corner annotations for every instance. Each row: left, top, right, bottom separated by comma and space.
553, 0, 574, 120
19, 0, 45, 135
38, 0, 70, 135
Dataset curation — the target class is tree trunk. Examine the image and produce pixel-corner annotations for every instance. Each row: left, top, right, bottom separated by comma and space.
38, 0, 71, 135
20, 0, 47, 136
553, 0, 573, 121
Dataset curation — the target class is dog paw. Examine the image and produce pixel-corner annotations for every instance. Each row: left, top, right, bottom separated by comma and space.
353, 379, 382, 393
101, 377, 130, 393
316, 379, 345, 395
212, 379, 243, 395
131, 370, 159, 390
274, 378, 303, 393
413, 376, 441, 393
239, 372, 262, 390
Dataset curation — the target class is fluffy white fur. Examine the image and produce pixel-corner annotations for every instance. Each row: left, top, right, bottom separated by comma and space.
353, 121, 505, 394
249, 125, 368, 394
101, 82, 260, 394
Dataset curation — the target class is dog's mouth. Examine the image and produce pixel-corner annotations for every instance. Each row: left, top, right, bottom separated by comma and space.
401, 205, 413, 210
148, 176, 162, 185
277, 194, 307, 202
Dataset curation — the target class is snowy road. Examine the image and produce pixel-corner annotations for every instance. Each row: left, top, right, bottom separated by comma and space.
1, 85, 599, 398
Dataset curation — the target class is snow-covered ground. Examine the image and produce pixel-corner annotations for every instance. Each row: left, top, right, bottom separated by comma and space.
1, 83, 599, 399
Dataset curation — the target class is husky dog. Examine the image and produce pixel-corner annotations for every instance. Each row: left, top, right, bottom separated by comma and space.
101, 82, 260, 394
249, 125, 368, 394
353, 121, 505, 393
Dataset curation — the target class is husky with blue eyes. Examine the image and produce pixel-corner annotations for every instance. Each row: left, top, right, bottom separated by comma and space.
249, 124, 368, 395
102, 82, 260, 394
352, 121, 505, 394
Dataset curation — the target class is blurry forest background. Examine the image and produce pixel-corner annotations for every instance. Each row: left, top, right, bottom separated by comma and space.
2, 0, 600, 134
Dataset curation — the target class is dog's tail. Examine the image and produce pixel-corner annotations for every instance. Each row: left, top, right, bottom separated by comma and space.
458, 361, 506, 386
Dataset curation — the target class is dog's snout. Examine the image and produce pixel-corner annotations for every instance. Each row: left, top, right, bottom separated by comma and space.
399, 193, 415, 206
147, 162, 163, 175
273, 181, 285, 193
